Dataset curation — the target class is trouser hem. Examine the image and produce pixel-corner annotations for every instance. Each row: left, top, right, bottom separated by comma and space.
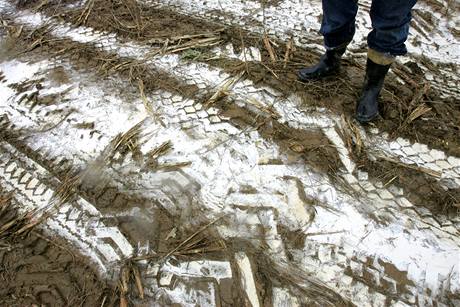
325, 41, 351, 51
368, 48, 396, 66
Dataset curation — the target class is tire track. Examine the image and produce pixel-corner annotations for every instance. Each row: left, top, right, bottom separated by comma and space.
3, 4, 458, 190
0, 51, 457, 306
0, 141, 134, 279
1, 3, 460, 305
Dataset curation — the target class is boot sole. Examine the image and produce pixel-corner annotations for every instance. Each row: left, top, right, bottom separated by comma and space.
297, 69, 339, 83
355, 112, 380, 124
297, 72, 322, 82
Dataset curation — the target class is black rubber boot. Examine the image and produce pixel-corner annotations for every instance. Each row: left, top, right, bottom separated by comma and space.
298, 47, 346, 81
355, 58, 391, 123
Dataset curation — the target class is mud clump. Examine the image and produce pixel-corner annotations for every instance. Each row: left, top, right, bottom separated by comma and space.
220, 101, 343, 176
0, 191, 115, 306
50, 0, 219, 42
356, 156, 460, 217
0, 233, 116, 306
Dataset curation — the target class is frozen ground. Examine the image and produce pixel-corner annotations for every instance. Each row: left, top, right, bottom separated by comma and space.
0, 0, 459, 306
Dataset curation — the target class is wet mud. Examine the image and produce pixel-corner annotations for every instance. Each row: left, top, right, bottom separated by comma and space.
0, 190, 116, 307
1, 1, 460, 306
28, 0, 460, 157
357, 156, 460, 217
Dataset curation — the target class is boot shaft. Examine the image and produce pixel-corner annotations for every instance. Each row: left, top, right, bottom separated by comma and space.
298, 47, 347, 81
364, 58, 391, 87
356, 58, 392, 123
324, 47, 347, 66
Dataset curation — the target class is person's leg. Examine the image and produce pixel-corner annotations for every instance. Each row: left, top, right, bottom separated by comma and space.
368, 0, 418, 56
356, 0, 418, 123
298, 0, 358, 81
320, 0, 359, 49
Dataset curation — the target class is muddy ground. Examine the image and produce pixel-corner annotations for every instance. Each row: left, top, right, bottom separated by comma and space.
24, 0, 460, 159
0, 191, 117, 306
0, 233, 116, 306
11, 0, 458, 212
0, 0, 459, 306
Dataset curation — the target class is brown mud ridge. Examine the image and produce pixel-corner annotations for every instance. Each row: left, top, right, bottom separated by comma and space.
0, 191, 116, 307
24, 0, 460, 158
357, 156, 460, 217
257, 0, 284, 7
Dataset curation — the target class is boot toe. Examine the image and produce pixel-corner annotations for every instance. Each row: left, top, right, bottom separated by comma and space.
298, 67, 338, 82
356, 99, 379, 123
356, 105, 379, 123
356, 111, 379, 123
298, 68, 318, 82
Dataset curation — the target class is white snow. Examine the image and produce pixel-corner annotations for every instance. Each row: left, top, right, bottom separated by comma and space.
235, 252, 260, 307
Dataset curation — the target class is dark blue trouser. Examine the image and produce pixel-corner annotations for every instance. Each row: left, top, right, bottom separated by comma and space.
320, 0, 418, 56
